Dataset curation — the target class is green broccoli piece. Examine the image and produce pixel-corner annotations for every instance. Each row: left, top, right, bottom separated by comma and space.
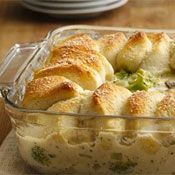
114, 69, 158, 91
109, 159, 137, 173
114, 70, 130, 87
31, 145, 51, 166
115, 70, 130, 80
128, 69, 157, 91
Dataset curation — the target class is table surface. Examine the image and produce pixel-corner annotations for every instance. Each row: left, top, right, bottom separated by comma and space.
1, 0, 175, 145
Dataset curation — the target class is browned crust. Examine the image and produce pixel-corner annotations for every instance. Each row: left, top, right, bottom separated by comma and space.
147, 32, 170, 43
34, 62, 102, 90
35, 62, 90, 78
120, 32, 149, 52
116, 32, 151, 72
156, 93, 175, 117
127, 91, 149, 116
98, 32, 126, 51
58, 33, 98, 51
23, 76, 82, 100
93, 83, 114, 105
128, 32, 147, 45
48, 45, 104, 76
91, 82, 131, 115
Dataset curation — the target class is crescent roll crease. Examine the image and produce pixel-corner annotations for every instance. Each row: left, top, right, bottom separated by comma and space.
97, 32, 127, 71
141, 33, 170, 74
23, 76, 83, 110
34, 62, 103, 90
116, 32, 152, 73
80, 83, 131, 130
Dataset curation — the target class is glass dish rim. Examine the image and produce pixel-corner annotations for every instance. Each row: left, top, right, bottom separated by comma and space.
3, 90, 175, 121
2, 24, 175, 121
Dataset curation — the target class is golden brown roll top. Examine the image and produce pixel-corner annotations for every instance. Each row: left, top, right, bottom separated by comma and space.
169, 41, 175, 71
34, 62, 102, 90
153, 91, 175, 146
126, 91, 165, 117
97, 32, 127, 71
125, 91, 165, 131
155, 91, 175, 117
57, 33, 99, 51
80, 82, 132, 115
48, 33, 114, 81
140, 33, 171, 74
22, 76, 83, 110
116, 32, 152, 73
48, 45, 113, 81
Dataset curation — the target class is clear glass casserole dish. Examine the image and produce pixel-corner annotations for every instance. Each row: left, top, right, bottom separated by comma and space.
1, 25, 175, 174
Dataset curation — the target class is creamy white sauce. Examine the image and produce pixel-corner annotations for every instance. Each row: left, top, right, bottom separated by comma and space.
17, 128, 175, 174
150, 73, 175, 91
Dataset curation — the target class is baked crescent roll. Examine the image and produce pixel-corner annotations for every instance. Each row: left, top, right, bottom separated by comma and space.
25, 95, 82, 132
48, 96, 83, 129
80, 83, 131, 130
58, 33, 99, 51
154, 91, 175, 146
48, 97, 81, 114
34, 61, 103, 90
81, 82, 131, 115
58, 34, 115, 79
48, 91, 92, 113
22, 76, 83, 110
155, 92, 175, 117
47, 45, 113, 81
125, 91, 165, 131
116, 32, 152, 72
97, 32, 127, 71
140, 33, 170, 74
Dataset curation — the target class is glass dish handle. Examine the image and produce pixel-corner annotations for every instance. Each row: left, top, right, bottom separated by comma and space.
0, 41, 44, 89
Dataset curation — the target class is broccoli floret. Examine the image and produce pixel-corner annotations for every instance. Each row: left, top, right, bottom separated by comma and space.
128, 69, 157, 91
31, 145, 51, 166
115, 70, 130, 80
114, 69, 158, 91
109, 159, 137, 173
114, 70, 130, 87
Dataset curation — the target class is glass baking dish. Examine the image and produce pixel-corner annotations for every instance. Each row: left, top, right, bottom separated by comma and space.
1, 25, 175, 174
